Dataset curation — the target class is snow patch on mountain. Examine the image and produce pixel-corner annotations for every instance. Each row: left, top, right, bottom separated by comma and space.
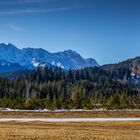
32, 58, 40, 67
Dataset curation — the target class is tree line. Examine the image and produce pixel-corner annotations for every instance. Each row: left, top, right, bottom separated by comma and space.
0, 66, 139, 110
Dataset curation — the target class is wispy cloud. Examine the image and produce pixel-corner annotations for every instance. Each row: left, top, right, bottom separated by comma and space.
0, 0, 83, 15
0, 7, 74, 15
0, 0, 47, 5
8, 24, 24, 32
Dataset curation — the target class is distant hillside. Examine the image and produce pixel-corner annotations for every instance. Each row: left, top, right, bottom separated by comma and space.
0, 59, 26, 73
101, 57, 140, 85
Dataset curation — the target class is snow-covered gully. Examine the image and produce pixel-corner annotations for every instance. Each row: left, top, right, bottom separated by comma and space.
0, 118, 140, 122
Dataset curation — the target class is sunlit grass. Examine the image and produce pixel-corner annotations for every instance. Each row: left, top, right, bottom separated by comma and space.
0, 121, 140, 140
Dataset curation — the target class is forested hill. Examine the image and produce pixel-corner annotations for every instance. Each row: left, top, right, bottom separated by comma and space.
0, 64, 139, 110
101, 56, 140, 84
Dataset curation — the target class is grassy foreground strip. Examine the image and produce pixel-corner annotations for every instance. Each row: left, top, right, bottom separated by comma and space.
0, 121, 139, 140
0, 110, 140, 118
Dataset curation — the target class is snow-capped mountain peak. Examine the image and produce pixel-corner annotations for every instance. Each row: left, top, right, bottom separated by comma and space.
0, 43, 99, 71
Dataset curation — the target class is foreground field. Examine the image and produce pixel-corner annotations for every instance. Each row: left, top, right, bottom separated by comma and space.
0, 121, 140, 140
0, 110, 140, 118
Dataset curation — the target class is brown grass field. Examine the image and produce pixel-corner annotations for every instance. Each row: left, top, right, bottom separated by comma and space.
0, 111, 139, 140
0, 121, 139, 140
0, 110, 140, 118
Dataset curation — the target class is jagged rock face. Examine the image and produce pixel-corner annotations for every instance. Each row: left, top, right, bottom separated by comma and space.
0, 43, 99, 71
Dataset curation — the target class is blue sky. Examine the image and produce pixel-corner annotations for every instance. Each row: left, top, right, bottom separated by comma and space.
0, 0, 140, 65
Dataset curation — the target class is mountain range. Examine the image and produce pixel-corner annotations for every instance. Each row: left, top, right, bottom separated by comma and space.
1, 43, 140, 85
0, 43, 99, 72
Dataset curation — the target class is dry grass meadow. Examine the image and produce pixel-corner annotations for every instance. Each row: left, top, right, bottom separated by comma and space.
0, 121, 139, 140
0, 110, 140, 118
0, 111, 140, 140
